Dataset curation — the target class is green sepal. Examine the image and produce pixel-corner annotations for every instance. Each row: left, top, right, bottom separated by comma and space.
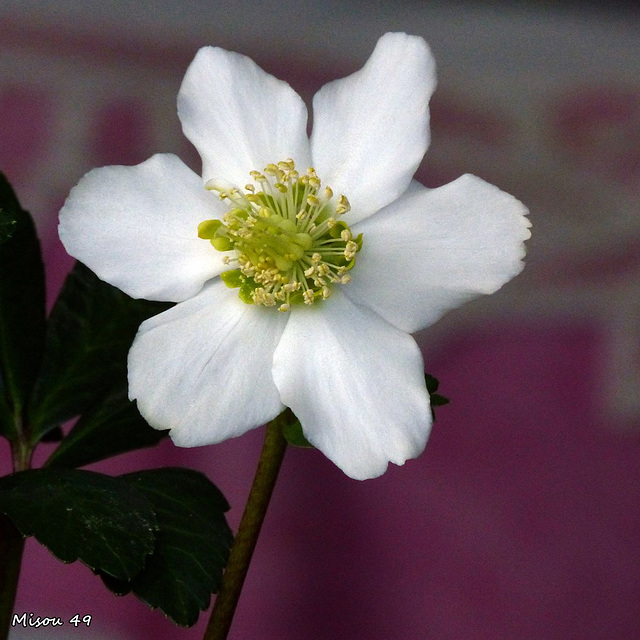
45, 382, 167, 469
26, 262, 171, 444
98, 468, 233, 627
0, 468, 157, 581
354, 232, 364, 251
0, 172, 46, 441
220, 269, 244, 289
282, 416, 314, 448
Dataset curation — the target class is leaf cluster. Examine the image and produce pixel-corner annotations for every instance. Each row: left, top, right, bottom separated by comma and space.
0, 173, 233, 626
0, 468, 232, 626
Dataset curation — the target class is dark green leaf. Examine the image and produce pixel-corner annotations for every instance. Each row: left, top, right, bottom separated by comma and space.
46, 383, 167, 469
282, 416, 314, 448
0, 207, 17, 244
425, 373, 449, 420
0, 468, 157, 580
0, 173, 46, 441
27, 261, 170, 443
40, 426, 64, 442
0, 369, 12, 440
100, 468, 233, 627
424, 373, 440, 394
430, 394, 449, 408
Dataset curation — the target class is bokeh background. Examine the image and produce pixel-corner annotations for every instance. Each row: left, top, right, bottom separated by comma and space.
2, 1, 640, 638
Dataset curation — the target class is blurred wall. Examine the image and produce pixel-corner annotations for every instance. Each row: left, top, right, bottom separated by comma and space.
1, 2, 640, 639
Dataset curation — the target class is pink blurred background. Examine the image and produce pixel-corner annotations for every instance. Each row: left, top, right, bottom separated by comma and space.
2, 2, 640, 638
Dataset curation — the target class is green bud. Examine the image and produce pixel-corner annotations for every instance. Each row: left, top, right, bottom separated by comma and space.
274, 217, 297, 233
239, 282, 255, 304
220, 269, 244, 289
293, 233, 313, 250
197, 219, 222, 239
211, 236, 233, 251
275, 255, 293, 271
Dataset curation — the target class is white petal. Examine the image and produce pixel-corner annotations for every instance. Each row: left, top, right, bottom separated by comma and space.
128, 279, 287, 446
310, 32, 436, 224
346, 175, 531, 333
59, 154, 227, 302
272, 289, 431, 480
178, 46, 311, 186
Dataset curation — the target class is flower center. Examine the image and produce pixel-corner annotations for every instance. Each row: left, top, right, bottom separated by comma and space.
198, 159, 362, 312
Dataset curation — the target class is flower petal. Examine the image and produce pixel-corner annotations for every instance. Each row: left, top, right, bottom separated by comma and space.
59, 154, 227, 302
346, 175, 531, 334
178, 46, 311, 186
310, 32, 436, 224
128, 279, 287, 446
272, 289, 431, 480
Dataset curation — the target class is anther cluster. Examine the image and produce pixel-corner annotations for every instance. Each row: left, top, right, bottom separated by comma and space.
198, 159, 362, 312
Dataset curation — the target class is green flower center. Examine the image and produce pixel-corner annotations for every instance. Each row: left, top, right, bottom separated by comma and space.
198, 159, 362, 312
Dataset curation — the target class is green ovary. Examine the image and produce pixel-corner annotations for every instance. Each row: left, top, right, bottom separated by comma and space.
198, 159, 362, 312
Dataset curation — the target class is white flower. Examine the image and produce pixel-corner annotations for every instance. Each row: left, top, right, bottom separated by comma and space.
58, 33, 530, 480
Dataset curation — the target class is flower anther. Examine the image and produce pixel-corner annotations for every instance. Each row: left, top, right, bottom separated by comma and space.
198, 159, 361, 312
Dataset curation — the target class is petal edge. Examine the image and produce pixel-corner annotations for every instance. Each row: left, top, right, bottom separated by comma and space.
346, 175, 530, 333
58, 154, 227, 302
178, 47, 311, 186
273, 290, 431, 480
311, 32, 436, 224
128, 279, 287, 446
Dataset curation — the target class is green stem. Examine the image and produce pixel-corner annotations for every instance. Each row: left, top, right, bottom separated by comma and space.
203, 411, 289, 640
0, 513, 24, 640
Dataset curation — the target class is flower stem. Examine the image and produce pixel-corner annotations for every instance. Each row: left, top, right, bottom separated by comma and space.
203, 410, 289, 640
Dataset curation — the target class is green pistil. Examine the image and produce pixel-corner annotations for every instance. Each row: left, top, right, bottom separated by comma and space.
198, 159, 362, 312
